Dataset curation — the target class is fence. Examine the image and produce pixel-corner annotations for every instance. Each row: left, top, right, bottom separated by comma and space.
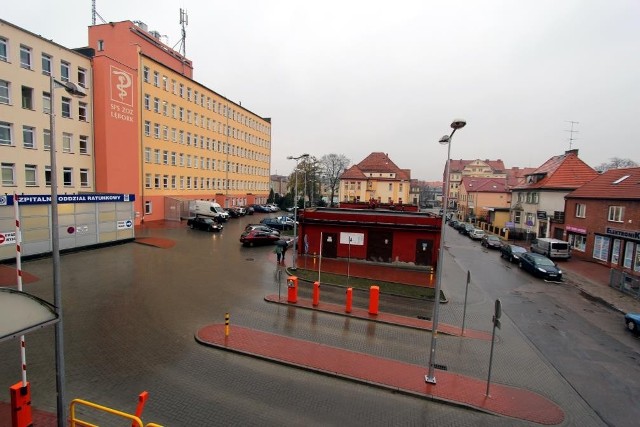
610, 269, 640, 299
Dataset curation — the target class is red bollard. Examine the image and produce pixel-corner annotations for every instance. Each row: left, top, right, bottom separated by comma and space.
312, 281, 320, 307
369, 285, 380, 315
345, 287, 353, 313
133, 391, 149, 427
9, 382, 32, 427
287, 276, 298, 303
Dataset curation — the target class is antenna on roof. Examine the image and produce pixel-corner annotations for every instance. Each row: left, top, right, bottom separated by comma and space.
91, 0, 107, 25
565, 120, 579, 150
173, 8, 188, 58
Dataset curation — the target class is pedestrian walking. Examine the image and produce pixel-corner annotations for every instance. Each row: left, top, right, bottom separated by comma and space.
281, 241, 288, 265
273, 244, 283, 264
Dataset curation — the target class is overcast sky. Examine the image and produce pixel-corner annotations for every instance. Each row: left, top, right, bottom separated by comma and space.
5, 1, 639, 181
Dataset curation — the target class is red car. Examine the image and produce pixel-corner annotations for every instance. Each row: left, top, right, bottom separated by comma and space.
240, 229, 280, 246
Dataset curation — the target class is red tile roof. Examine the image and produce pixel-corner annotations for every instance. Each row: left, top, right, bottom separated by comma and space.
513, 151, 598, 190
567, 167, 640, 200
506, 167, 536, 188
449, 159, 506, 173
461, 177, 508, 193
341, 152, 411, 180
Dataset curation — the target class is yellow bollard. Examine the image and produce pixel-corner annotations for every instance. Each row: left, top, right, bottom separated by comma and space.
225, 313, 230, 337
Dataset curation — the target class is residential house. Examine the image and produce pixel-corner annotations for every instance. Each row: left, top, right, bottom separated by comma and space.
339, 152, 410, 205
509, 149, 598, 239
457, 177, 510, 224
444, 159, 506, 209
564, 167, 640, 276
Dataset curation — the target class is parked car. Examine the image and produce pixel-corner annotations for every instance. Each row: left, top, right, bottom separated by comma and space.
251, 204, 271, 213
449, 219, 460, 229
275, 215, 297, 227
530, 237, 571, 260
244, 224, 280, 236
224, 207, 241, 218
518, 252, 563, 281
481, 235, 502, 249
624, 313, 640, 335
245, 206, 255, 215
187, 217, 223, 232
232, 206, 246, 216
240, 229, 281, 246
469, 228, 485, 240
500, 244, 528, 263
460, 223, 475, 236
260, 217, 294, 230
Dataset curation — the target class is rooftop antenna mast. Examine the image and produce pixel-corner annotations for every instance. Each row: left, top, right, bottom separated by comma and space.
173, 8, 188, 58
91, 0, 107, 25
565, 120, 579, 150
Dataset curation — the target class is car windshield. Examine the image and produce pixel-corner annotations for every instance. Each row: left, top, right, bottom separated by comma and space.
488, 236, 499, 241
534, 256, 555, 266
512, 246, 526, 253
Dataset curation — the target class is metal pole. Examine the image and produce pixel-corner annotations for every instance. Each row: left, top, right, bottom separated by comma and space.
292, 160, 299, 270
426, 126, 459, 384
461, 270, 470, 336
50, 74, 67, 427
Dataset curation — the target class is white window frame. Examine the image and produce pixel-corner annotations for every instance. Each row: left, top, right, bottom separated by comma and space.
22, 125, 35, 149
60, 61, 70, 82
0, 38, 7, 62
20, 45, 32, 69
79, 135, 89, 154
0, 122, 13, 146
61, 97, 71, 118
80, 168, 89, 187
623, 242, 634, 269
24, 164, 37, 186
78, 102, 88, 121
62, 132, 72, 153
575, 203, 586, 218
0, 80, 9, 104
608, 206, 624, 222
1, 163, 16, 186
63, 167, 73, 187
593, 235, 610, 262
78, 68, 87, 87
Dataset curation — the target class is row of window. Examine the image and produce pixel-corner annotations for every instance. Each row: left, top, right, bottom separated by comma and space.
142, 93, 268, 149
142, 65, 267, 135
589, 235, 640, 272
0, 80, 89, 120
1, 162, 90, 187
574, 203, 624, 222
143, 147, 266, 176
0, 121, 90, 153
142, 120, 267, 164
0, 36, 88, 85
343, 181, 404, 192
144, 174, 267, 192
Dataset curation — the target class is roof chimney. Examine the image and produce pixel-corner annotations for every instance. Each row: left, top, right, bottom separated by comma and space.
565, 149, 579, 156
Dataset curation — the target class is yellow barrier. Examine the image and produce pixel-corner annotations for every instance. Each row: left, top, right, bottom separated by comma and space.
70, 398, 163, 427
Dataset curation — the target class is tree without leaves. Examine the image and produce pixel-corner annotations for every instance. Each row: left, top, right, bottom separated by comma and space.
319, 154, 350, 207
594, 157, 638, 172
287, 155, 321, 208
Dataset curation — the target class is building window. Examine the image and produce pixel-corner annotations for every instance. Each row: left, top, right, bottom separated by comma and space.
20, 45, 32, 69
145, 173, 152, 188
22, 126, 35, 148
611, 239, 622, 265
80, 169, 89, 187
60, 61, 70, 82
567, 233, 586, 252
153, 71, 159, 87
608, 206, 623, 222
144, 121, 150, 136
154, 174, 160, 189
154, 149, 161, 164
179, 83, 184, 97
0, 38, 7, 62
61, 97, 71, 118
62, 132, 72, 152
635, 246, 640, 273
388, 183, 392, 191
593, 235, 610, 262
163, 175, 169, 189
78, 102, 88, 121
43, 129, 51, 150
21, 86, 34, 109
144, 94, 150, 110
63, 167, 73, 186
144, 201, 152, 214
623, 242, 634, 269
78, 68, 87, 87
153, 97, 160, 113
0, 122, 13, 146
42, 92, 51, 113
0, 80, 9, 104
45, 166, 51, 186
1, 163, 16, 185
575, 204, 586, 218
144, 147, 151, 163
153, 123, 160, 139
41, 53, 52, 75
79, 135, 89, 154
143, 67, 149, 83
25, 165, 37, 186
163, 150, 168, 165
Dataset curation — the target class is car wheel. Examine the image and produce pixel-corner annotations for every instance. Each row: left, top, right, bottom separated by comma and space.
509, 255, 514, 262
518, 261, 523, 269
627, 320, 637, 332
189, 223, 195, 229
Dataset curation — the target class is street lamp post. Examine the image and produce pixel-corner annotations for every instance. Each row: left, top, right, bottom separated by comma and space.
49, 74, 86, 426
426, 119, 466, 384
287, 153, 309, 270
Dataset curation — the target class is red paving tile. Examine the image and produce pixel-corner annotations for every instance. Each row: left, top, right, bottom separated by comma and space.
0, 265, 40, 287
264, 294, 493, 341
196, 324, 565, 425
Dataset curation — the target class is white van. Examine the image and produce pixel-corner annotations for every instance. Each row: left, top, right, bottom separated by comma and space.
191, 200, 229, 221
530, 238, 571, 259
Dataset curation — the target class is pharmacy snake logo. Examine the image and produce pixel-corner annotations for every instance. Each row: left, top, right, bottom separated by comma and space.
112, 70, 132, 102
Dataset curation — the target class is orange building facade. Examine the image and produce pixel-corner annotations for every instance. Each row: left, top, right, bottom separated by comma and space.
88, 21, 271, 223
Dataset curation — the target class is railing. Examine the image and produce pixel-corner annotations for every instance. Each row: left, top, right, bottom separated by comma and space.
70, 399, 163, 427
610, 269, 640, 299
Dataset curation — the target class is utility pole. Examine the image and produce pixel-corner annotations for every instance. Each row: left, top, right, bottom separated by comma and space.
565, 121, 579, 150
